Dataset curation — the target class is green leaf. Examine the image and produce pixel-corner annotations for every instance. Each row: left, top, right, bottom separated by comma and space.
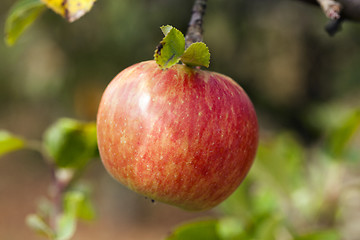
253, 215, 282, 240
68, 185, 96, 220
0, 130, 25, 157
181, 42, 210, 68
43, 118, 97, 169
252, 133, 305, 196
76, 195, 96, 221
220, 178, 254, 219
26, 214, 55, 239
57, 212, 77, 240
4, 0, 46, 46
295, 230, 340, 240
57, 192, 82, 240
326, 110, 360, 159
154, 25, 185, 69
166, 220, 221, 240
217, 217, 246, 239
56, 189, 95, 240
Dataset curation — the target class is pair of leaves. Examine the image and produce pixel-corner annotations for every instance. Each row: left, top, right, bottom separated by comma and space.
5, 0, 96, 46
154, 25, 210, 69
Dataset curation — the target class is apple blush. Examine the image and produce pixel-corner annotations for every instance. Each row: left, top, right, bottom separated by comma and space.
97, 60, 258, 211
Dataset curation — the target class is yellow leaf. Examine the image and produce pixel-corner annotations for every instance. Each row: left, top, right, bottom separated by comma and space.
41, 0, 96, 22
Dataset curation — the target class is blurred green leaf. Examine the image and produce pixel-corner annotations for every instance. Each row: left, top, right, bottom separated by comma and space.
217, 217, 246, 240
253, 215, 281, 240
295, 230, 340, 240
0, 130, 25, 157
326, 110, 360, 159
26, 214, 55, 239
43, 118, 97, 168
66, 185, 96, 221
220, 178, 254, 218
154, 25, 185, 69
166, 219, 221, 240
252, 187, 279, 216
181, 42, 210, 68
4, 0, 46, 46
220, 133, 305, 228
57, 189, 95, 240
252, 133, 305, 196
37, 197, 54, 219
57, 211, 76, 240
76, 195, 96, 221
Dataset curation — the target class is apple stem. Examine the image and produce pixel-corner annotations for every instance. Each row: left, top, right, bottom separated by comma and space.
185, 0, 207, 48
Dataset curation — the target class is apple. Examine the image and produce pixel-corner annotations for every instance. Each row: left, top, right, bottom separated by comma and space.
97, 60, 258, 211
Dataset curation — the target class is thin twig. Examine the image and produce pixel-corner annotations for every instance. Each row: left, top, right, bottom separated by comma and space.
185, 0, 207, 48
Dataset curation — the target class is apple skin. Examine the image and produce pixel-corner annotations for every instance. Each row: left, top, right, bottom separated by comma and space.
97, 60, 258, 211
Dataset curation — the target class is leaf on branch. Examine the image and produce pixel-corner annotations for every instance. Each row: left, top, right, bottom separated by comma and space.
154, 25, 185, 69
0, 130, 25, 157
41, 0, 97, 22
181, 42, 210, 68
43, 118, 98, 169
4, 0, 46, 46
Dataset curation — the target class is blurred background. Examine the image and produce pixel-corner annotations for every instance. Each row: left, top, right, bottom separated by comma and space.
1, 0, 360, 239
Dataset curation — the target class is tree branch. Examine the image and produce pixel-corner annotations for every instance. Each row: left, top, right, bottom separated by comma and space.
325, 17, 344, 36
185, 0, 207, 48
294, 0, 345, 35
317, 0, 342, 19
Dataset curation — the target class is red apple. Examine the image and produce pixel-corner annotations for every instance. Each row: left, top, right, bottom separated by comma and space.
97, 60, 258, 211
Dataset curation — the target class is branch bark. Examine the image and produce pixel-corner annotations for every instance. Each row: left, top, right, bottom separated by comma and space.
296, 0, 360, 21
185, 0, 207, 48
294, 0, 360, 35
317, 0, 342, 19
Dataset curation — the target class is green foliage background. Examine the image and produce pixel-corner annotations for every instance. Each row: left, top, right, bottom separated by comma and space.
0, 0, 360, 239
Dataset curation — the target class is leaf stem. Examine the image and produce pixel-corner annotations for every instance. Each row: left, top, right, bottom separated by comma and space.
185, 0, 207, 48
